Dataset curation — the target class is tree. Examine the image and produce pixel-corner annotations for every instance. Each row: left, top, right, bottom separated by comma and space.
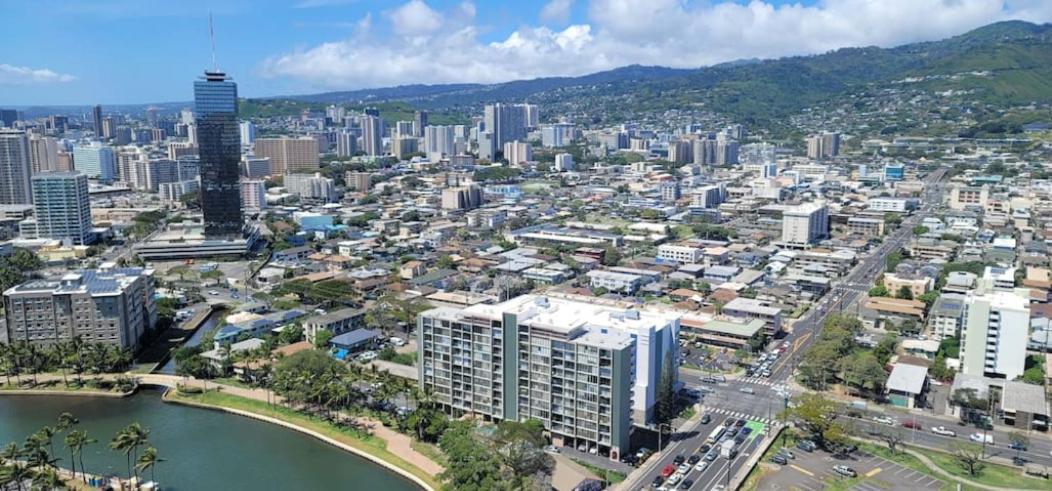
136, 447, 165, 484
839, 352, 887, 397
781, 393, 848, 450
917, 291, 939, 308
896, 286, 914, 300
641, 209, 660, 220
653, 352, 676, 435
435, 255, 456, 269
314, 329, 335, 349
950, 442, 985, 476
885, 250, 903, 272
912, 225, 929, 235
867, 285, 889, 297
64, 429, 95, 484
878, 427, 906, 454
438, 422, 509, 491
493, 420, 554, 489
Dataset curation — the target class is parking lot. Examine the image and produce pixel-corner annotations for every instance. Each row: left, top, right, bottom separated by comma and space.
757, 444, 944, 491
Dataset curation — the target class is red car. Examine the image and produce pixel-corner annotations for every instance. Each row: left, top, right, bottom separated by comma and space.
902, 420, 922, 430
661, 464, 676, 478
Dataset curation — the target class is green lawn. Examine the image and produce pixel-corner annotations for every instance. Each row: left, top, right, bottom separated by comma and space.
571, 459, 626, 485
925, 447, 1051, 490
166, 389, 441, 490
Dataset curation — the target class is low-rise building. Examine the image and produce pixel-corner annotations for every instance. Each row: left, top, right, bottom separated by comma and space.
303, 308, 367, 344
721, 297, 782, 336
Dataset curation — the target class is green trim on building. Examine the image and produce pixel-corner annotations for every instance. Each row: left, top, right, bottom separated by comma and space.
610, 344, 633, 456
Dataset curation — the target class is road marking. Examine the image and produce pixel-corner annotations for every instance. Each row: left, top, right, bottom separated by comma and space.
789, 464, 814, 477
864, 467, 882, 478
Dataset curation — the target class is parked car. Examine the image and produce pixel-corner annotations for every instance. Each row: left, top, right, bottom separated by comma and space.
832, 465, 857, 478
930, 426, 956, 437
796, 440, 817, 452
358, 351, 378, 362
778, 449, 795, 460
769, 454, 788, 465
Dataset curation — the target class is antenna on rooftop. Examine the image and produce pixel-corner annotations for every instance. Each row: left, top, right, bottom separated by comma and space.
208, 12, 218, 72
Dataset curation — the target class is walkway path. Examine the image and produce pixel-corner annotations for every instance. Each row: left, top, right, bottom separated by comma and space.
4, 372, 444, 477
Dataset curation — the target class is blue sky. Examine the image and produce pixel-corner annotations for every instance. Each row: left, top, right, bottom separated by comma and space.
1, 0, 1049, 106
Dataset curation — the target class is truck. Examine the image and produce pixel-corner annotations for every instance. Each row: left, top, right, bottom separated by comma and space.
706, 426, 726, 444
720, 439, 737, 459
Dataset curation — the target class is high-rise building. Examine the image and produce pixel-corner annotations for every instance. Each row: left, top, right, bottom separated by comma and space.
145, 107, 159, 127
391, 135, 418, 159
806, 132, 840, 159
1, 265, 155, 348
361, 115, 383, 156
417, 294, 680, 459
781, 201, 829, 245
0, 109, 20, 128
253, 137, 320, 175
194, 69, 243, 237
691, 184, 726, 209
23, 172, 93, 245
0, 130, 32, 205
483, 103, 527, 149
336, 131, 358, 157
541, 123, 573, 148
667, 140, 691, 164
503, 141, 532, 165
659, 181, 681, 202
240, 179, 267, 213
72, 142, 116, 181
441, 185, 483, 210
142, 159, 181, 192
715, 139, 739, 165
477, 131, 495, 161
691, 137, 716, 165
284, 172, 336, 202
239, 121, 256, 146
346, 172, 372, 192
241, 156, 271, 178
159, 180, 199, 204
960, 290, 1030, 380
413, 110, 428, 137
394, 121, 414, 138
554, 153, 574, 172
425, 125, 455, 158
522, 103, 540, 128
27, 135, 62, 173
91, 105, 104, 138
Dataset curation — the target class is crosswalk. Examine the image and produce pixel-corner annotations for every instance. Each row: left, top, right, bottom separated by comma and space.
705, 406, 784, 426
739, 377, 788, 390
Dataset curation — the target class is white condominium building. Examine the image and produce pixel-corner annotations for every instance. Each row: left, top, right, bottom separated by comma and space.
960, 289, 1030, 380
417, 294, 680, 460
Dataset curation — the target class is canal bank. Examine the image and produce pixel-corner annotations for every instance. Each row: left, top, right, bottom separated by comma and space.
0, 387, 431, 491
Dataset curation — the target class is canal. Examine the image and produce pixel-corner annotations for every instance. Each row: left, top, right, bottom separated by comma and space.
157, 307, 222, 375
0, 390, 420, 491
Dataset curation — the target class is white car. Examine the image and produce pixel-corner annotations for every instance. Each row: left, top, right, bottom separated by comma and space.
678, 463, 691, 474
694, 461, 708, 473
667, 473, 681, 485
358, 351, 378, 362
969, 433, 993, 445
390, 337, 406, 347
740, 387, 755, 394
873, 416, 897, 426
930, 426, 956, 437
208, 290, 219, 295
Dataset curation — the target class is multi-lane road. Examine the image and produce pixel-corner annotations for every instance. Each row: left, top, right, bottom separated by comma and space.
622, 168, 959, 490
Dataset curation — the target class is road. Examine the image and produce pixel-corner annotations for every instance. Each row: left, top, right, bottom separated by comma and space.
621, 168, 952, 490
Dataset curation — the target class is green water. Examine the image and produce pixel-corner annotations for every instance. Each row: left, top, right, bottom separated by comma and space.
0, 390, 420, 491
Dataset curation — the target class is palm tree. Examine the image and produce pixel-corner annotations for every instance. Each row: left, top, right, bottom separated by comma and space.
109, 429, 136, 487
1, 442, 20, 466
0, 343, 14, 387
23, 343, 41, 386
68, 336, 86, 386
30, 467, 64, 490
135, 447, 164, 485
64, 429, 94, 483
56, 412, 78, 433
3, 461, 31, 491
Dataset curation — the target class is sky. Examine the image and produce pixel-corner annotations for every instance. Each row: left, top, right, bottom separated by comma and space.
1, 0, 1051, 106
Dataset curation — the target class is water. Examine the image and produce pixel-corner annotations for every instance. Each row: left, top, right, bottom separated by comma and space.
0, 390, 420, 491
157, 309, 222, 375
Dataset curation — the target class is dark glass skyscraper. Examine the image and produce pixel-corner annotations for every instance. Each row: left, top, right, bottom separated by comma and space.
194, 70, 243, 237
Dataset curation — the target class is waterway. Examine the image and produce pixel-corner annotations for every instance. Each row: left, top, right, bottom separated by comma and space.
0, 390, 420, 491
157, 308, 222, 375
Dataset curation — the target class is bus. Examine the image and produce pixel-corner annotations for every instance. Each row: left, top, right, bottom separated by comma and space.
706, 426, 726, 444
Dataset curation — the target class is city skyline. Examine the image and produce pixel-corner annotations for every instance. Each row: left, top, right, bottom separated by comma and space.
1, 0, 1050, 105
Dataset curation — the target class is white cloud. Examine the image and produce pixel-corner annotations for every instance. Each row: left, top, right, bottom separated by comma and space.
540, 0, 573, 23
388, 0, 444, 36
260, 0, 1052, 91
0, 64, 76, 85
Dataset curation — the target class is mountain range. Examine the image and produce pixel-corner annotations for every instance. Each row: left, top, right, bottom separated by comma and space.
266, 20, 1052, 127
